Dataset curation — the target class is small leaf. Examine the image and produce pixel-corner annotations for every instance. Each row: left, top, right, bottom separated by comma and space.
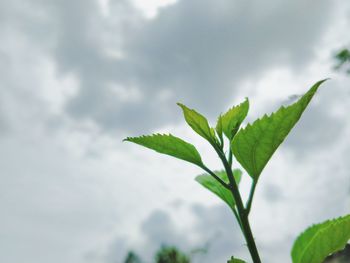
291, 214, 350, 263
195, 169, 242, 210
124, 134, 203, 167
215, 115, 224, 146
231, 79, 327, 180
227, 256, 246, 263
221, 98, 249, 140
177, 103, 216, 144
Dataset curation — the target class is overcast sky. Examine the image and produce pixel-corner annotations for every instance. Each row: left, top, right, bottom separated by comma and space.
1, 0, 350, 262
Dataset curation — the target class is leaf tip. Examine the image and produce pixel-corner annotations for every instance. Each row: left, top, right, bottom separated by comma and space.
315, 78, 330, 87
176, 102, 185, 108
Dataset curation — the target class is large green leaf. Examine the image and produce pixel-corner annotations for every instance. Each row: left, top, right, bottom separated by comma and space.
195, 169, 242, 210
291, 214, 350, 263
227, 256, 246, 263
231, 79, 327, 179
177, 103, 216, 144
220, 98, 249, 140
124, 134, 203, 167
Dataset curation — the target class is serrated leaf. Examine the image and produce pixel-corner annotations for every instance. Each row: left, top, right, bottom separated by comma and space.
195, 169, 242, 210
124, 134, 203, 167
231, 79, 327, 179
177, 103, 216, 144
221, 98, 249, 140
227, 256, 246, 263
291, 214, 350, 263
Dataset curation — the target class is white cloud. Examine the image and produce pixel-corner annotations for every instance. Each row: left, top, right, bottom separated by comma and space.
8, 0, 333, 133
131, 0, 177, 18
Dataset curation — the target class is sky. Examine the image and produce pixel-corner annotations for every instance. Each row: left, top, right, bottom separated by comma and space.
0, 0, 350, 262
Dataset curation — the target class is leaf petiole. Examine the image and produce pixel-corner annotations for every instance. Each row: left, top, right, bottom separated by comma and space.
246, 180, 258, 214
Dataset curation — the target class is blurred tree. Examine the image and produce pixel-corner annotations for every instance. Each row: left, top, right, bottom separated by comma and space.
154, 245, 191, 263
334, 48, 350, 74
124, 251, 142, 263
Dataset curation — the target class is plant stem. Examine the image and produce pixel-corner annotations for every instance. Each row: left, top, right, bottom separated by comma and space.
239, 212, 261, 263
214, 146, 262, 263
246, 180, 258, 214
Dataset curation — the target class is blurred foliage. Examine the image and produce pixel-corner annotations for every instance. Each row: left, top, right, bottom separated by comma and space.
334, 48, 350, 74
123, 246, 191, 263
123, 251, 142, 263
155, 246, 191, 263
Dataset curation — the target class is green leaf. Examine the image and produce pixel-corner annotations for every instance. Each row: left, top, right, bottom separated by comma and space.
195, 169, 242, 210
231, 79, 327, 179
215, 114, 224, 146
124, 134, 203, 167
227, 256, 246, 263
221, 98, 249, 140
291, 214, 350, 263
177, 103, 216, 144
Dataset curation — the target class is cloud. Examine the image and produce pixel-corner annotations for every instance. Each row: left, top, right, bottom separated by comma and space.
0, 107, 9, 134
140, 210, 191, 254
4, 0, 335, 133
1, 0, 340, 135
